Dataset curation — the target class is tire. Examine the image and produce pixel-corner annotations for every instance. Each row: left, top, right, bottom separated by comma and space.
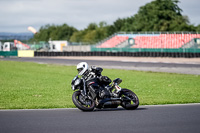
72, 91, 95, 111
120, 89, 139, 110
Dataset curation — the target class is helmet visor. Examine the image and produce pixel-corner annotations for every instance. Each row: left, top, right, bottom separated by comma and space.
77, 68, 83, 74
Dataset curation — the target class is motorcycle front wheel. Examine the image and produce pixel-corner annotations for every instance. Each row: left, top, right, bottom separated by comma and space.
120, 89, 139, 110
72, 91, 95, 111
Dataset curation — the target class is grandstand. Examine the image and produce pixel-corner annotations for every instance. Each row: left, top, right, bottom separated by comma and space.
97, 35, 129, 48
96, 33, 200, 49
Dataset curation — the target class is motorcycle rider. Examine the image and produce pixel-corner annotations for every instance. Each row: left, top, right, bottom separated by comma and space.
76, 62, 111, 99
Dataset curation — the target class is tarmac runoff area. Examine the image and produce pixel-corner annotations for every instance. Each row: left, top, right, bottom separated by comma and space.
0, 103, 200, 133
37, 56, 200, 75
43, 56, 200, 64
1, 56, 200, 75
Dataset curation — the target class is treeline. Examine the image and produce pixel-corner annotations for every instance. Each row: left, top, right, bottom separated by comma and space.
32, 0, 200, 44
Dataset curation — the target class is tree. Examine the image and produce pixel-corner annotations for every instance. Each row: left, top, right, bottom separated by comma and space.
112, 0, 195, 32
32, 24, 77, 42
196, 25, 200, 32
70, 22, 110, 44
134, 0, 195, 31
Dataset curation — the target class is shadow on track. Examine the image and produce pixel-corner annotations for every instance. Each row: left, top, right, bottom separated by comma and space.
93, 107, 147, 112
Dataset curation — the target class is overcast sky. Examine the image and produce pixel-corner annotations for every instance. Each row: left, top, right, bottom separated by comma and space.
0, 0, 200, 33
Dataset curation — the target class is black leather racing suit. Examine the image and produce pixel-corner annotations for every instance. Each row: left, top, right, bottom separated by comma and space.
82, 66, 110, 99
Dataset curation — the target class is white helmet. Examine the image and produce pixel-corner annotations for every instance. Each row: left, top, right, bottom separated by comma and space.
76, 62, 89, 76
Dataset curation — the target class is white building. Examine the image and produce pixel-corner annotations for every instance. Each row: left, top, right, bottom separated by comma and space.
49, 40, 68, 52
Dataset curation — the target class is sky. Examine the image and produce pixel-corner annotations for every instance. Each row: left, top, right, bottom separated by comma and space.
0, 0, 200, 33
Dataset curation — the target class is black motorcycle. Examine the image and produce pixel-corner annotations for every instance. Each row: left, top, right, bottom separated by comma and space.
71, 75, 139, 111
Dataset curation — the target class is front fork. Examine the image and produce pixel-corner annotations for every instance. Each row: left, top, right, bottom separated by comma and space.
80, 78, 90, 102
115, 83, 122, 93
111, 83, 122, 97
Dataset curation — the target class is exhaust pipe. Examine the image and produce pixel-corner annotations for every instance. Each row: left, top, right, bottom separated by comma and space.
103, 100, 121, 108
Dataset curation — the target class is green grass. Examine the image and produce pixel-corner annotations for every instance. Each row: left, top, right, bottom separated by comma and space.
0, 60, 200, 109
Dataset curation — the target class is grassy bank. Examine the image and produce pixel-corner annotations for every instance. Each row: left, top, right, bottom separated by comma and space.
0, 60, 199, 109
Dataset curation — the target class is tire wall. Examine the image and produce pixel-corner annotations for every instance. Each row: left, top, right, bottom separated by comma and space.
34, 51, 200, 58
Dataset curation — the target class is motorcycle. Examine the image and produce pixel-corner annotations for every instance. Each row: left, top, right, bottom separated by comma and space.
71, 75, 139, 111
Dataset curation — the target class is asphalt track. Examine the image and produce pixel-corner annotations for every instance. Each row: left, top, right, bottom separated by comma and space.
1, 57, 200, 75
0, 104, 200, 133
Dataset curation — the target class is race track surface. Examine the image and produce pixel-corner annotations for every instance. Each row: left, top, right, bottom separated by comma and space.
1, 57, 200, 75
0, 104, 200, 133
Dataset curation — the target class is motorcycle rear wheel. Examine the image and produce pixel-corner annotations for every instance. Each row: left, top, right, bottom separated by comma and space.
120, 89, 139, 110
72, 91, 95, 111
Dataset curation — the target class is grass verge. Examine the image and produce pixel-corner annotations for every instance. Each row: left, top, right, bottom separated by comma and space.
0, 60, 199, 109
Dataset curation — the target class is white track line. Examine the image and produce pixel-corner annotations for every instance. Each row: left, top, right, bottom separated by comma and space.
0, 103, 199, 111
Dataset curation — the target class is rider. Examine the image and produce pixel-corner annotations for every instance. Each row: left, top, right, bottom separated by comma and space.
76, 62, 111, 99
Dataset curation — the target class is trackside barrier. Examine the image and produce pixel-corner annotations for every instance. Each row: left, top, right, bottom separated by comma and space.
18, 50, 34, 57
90, 47, 200, 53
1, 50, 199, 58
0, 50, 34, 57
0, 51, 18, 57
34, 51, 200, 58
